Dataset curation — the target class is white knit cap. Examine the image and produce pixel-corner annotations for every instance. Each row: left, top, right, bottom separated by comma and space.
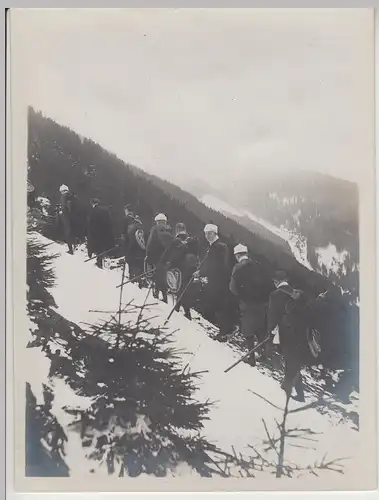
234, 243, 248, 255
155, 213, 167, 222
59, 184, 69, 193
204, 224, 218, 233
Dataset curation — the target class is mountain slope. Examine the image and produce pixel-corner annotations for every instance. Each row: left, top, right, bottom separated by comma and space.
28, 107, 335, 297
25, 231, 360, 483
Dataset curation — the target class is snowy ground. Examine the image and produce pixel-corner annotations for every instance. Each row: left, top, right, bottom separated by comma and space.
26, 232, 360, 480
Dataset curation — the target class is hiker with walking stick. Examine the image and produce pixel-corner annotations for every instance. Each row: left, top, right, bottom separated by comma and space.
87, 198, 115, 269
266, 270, 307, 402
193, 223, 234, 341
229, 244, 274, 367
145, 213, 173, 303
164, 223, 200, 320
121, 205, 147, 288
57, 184, 86, 254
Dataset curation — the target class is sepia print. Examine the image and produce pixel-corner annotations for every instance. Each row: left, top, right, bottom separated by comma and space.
8, 7, 376, 493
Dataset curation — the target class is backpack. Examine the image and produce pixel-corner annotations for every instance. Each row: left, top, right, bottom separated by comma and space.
281, 288, 322, 359
237, 260, 273, 302
156, 225, 173, 249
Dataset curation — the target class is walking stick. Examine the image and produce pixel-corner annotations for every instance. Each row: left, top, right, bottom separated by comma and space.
118, 258, 127, 325
116, 269, 153, 289
84, 244, 120, 263
164, 247, 210, 326
224, 336, 271, 374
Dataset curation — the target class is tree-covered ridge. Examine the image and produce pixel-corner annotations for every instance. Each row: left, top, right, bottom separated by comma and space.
28, 107, 334, 297
204, 168, 359, 300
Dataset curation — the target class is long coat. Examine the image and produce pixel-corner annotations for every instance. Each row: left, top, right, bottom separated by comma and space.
145, 225, 173, 266
230, 258, 273, 304
123, 215, 146, 259
87, 205, 114, 256
165, 234, 200, 304
200, 239, 232, 307
267, 283, 308, 394
229, 258, 272, 341
267, 283, 308, 360
58, 193, 86, 241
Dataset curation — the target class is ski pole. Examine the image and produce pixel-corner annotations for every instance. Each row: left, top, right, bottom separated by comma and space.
164, 247, 210, 326
224, 336, 271, 374
116, 268, 154, 289
84, 244, 120, 263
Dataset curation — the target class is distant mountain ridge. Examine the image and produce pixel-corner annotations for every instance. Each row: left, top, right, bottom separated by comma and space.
183, 168, 359, 302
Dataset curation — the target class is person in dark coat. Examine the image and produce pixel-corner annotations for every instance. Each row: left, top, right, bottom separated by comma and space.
229, 244, 273, 366
145, 213, 173, 302
164, 223, 200, 320
266, 270, 306, 402
87, 198, 115, 269
57, 185, 86, 254
195, 223, 234, 340
122, 205, 146, 287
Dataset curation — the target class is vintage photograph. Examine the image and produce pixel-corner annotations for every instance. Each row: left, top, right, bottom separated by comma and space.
9, 7, 376, 492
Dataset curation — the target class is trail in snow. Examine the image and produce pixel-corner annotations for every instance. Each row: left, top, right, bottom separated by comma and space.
26, 233, 360, 479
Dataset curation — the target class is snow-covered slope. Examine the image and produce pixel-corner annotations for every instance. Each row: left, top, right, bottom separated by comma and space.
201, 194, 312, 269
25, 233, 360, 483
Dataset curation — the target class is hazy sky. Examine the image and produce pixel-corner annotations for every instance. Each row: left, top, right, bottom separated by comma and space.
16, 8, 373, 189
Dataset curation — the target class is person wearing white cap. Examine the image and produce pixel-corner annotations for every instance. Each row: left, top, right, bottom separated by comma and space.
229, 243, 274, 366
154, 213, 167, 223
145, 212, 173, 302
194, 222, 234, 340
57, 184, 85, 254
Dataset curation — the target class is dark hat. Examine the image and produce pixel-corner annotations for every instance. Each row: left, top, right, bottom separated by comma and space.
175, 222, 187, 235
274, 270, 287, 282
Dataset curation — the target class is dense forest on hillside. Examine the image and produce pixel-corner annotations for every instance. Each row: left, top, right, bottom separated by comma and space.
187, 168, 359, 300
244, 171, 359, 300
28, 107, 335, 298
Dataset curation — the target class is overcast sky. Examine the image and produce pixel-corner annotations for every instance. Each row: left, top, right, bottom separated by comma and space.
16, 8, 373, 189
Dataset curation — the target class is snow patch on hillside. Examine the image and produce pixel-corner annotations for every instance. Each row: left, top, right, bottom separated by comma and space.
201, 194, 244, 217
36, 197, 51, 216
315, 244, 349, 277
245, 212, 312, 271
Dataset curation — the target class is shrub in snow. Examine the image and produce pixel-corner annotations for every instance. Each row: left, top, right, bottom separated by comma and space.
26, 224, 253, 477
26, 382, 69, 477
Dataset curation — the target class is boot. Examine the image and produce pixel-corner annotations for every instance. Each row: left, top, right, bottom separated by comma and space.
293, 373, 305, 402
292, 393, 305, 403
247, 353, 256, 367
67, 243, 74, 255
184, 308, 192, 321
280, 379, 293, 398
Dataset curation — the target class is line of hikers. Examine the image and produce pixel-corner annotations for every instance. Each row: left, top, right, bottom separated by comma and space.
55, 183, 336, 403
